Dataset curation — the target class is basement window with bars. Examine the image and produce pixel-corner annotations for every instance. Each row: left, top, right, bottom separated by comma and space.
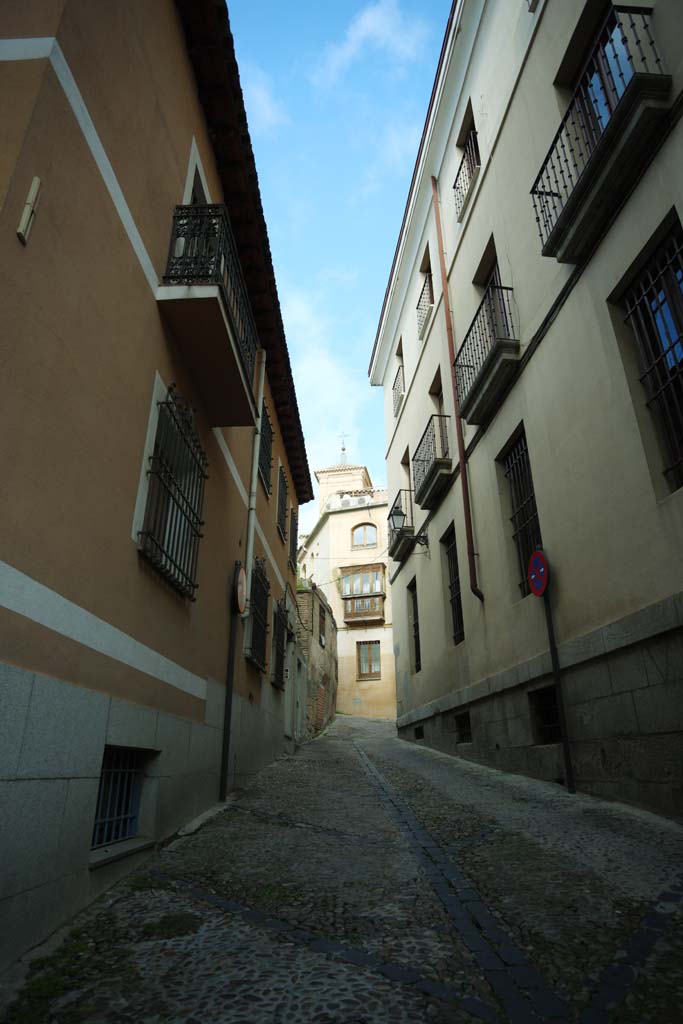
455, 711, 473, 744
529, 686, 562, 745
272, 600, 287, 689
277, 466, 288, 540
501, 430, 543, 598
258, 401, 273, 494
624, 225, 683, 492
408, 577, 421, 673
91, 746, 144, 849
442, 525, 465, 645
138, 385, 208, 600
247, 559, 270, 671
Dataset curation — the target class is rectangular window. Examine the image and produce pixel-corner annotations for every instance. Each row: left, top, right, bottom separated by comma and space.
442, 526, 464, 644
91, 746, 144, 849
277, 466, 288, 540
137, 385, 208, 600
272, 600, 287, 689
319, 603, 326, 646
247, 559, 270, 671
407, 577, 421, 673
258, 401, 273, 493
624, 226, 683, 491
357, 640, 381, 679
501, 430, 543, 598
529, 686, 561, 745
455, 712, 472, 744
289, 508, 298, 566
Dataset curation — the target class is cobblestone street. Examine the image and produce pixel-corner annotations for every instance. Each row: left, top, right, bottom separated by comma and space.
3, 716, 682, 1024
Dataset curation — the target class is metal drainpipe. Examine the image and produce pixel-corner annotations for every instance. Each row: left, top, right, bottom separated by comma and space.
243, 348, 267, 618
430, 175, 484, 602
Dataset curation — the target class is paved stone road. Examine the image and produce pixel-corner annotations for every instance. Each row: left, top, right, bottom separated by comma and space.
3, 716, 682, 1023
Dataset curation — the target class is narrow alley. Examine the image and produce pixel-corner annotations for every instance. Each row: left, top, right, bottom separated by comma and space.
3, 717, 682, 1024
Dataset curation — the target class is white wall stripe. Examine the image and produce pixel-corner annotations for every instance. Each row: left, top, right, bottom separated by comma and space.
0, 37, 54, 61
0, 560, 207, 700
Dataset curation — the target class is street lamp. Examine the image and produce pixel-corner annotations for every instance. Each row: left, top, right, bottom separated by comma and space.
389, 505, 406, 534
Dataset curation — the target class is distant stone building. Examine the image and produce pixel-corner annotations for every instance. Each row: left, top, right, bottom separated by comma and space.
294, 584, 338, 738
298, 455, 396, 720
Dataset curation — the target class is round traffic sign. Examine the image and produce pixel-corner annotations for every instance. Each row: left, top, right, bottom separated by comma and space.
235, 566, 247, 613
527, 550, 549, 597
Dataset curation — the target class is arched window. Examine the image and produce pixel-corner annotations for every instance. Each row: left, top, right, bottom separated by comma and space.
352, 523, 377, 548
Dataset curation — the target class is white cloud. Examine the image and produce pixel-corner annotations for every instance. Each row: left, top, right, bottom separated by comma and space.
241, 62, 289, 136
359, 117, 422, 195
313, 0, 429, 87
281, 286, 372, 532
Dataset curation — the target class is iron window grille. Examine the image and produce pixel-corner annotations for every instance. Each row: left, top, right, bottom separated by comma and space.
272, 600, 287, 689
455, 712, 472, 744
247, 558, 270, 671
531, 6, 664, 250
138, 385, 208, 600
443, 526, 465, 644
163, 203, 257, 385
277, 466, 288, 540
393, 364, 405, 416
289, 508, 298, 566
319, 603, 326, 646
91, 746, 144, 849
357, 640, 381, 680
412, 414, 450, 497
388, 489, 414, 550
453, 127, 481, 219
416, 273, 434, 338
258, 401, 273, 494
502, 431, 543, 598
624, 226, 683, 492
454, 274, 516, 411
408, 577, 421, 673
529, 686, 562, 744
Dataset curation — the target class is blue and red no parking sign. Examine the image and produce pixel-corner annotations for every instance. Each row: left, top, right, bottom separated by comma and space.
527, 550, 549, 597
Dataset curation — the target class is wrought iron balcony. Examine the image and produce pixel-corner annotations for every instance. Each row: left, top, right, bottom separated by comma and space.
343, 595, 385, 624
388, 489, 414, 561
453, 129, 480, 221
157, 204, 259, 426
454, 284, 519, 425
412, 415, 451, 510
416, 273, 434, 340
531, 5, 671, 263
393, 365, 405, 417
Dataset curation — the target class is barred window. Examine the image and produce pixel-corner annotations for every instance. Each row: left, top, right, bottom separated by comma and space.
529, 686, 561, 745
442, 526, 464, 645
138, 385, 208, 600
289, 508, 298, 566
408, 577, 421, 673
247, 559, 270, 671
258, 401, 273, 493
272, 600, 287, 689
357, 640, 381, 679
319, 603, 326, 646
91, 746, 144, 849
502, 430, 542, 598
455, 711, 472, 744
277, 466, 288, 540
624, 227, 683, 492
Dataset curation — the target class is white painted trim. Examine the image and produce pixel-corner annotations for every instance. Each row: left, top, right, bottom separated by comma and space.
131, 371, 167, 543
255, 520, 285, 593
183, 137, 213, 205
0, 560, 207, 700
0, 37, 54, 61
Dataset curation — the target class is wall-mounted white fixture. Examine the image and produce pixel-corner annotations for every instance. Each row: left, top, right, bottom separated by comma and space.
17, 177, 42, 245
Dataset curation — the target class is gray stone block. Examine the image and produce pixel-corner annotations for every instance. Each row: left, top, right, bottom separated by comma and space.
603, 597, 678, 653
17, 675, 109, 779
0, 880, 63, 971
527, 650, 552, 682
559, 627, 606, 670
58, 778, 100, 875
0, 779, 68, 898
0, 662, 33, 778
642, 630, 683, 686
188, 722, 223, 775
149, 713, 191, 777
204, 676, 226, 730
564, 660, 611, 706
608, 646, 648, 694
633, 682, 683, 734
106, 698, 158, 750
567, 692, 638, 741
506, 715, 531, 748
620, 734, 683, 785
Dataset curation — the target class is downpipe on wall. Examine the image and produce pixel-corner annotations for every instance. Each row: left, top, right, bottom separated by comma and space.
243, 348, 267, 620
430, 175, 484, 602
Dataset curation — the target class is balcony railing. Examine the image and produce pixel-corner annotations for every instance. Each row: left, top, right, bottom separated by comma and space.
343, 595, 385, 623
453, 130, 481, 220
416, 273, 434, 339
393, 365, 405, 417
454, 284, 518, 423
164, 204, 258, 384
531, 6, 669, 259
412, 414, 451, 509
388, 489, 414, 560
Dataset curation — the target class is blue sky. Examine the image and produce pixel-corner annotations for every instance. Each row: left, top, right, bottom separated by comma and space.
229, 0, 451, 529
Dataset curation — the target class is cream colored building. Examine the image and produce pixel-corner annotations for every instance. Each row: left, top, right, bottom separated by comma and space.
369, 0, 683, 818
298, 458, 396, 720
